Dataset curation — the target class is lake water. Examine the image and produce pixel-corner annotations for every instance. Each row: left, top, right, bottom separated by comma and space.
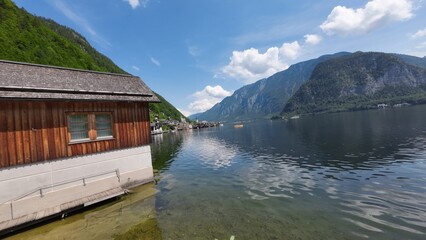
7, 105, 426, 239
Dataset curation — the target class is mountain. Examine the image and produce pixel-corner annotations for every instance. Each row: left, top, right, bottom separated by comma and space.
392, 53, 426, 69
0, 0, 125, 73
196, 52, 350, 122
282, 52, 426, 115
0, 0, 186, 121
188, 112, 203, 121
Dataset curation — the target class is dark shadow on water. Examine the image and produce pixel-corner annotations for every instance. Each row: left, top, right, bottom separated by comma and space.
151, 132, 184, 172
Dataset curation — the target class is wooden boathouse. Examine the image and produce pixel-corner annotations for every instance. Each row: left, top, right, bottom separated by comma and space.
0, 60, 159, 233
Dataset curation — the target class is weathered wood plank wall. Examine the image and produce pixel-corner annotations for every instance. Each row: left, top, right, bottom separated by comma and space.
0, 101, 151, 168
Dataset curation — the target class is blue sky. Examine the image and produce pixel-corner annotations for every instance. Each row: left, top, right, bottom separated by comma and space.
13, 0, 426, 116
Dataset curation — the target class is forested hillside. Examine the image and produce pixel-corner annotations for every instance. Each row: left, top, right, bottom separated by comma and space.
0, 0, 186, 121
0, 0, 124, 73
149, 92, 186, 121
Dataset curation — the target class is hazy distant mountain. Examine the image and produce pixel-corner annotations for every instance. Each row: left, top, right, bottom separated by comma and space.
196, 52, 351, 122
188, 112, 203, 121
282, 52, 426, 115
392, 53, 426, 69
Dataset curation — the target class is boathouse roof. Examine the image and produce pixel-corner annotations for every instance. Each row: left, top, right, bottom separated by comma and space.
0, 60, 160, 102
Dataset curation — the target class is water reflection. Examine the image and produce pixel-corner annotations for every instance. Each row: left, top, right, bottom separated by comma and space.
151, 106, 426, 239
232, 107, 426, 238
285, 107, 426, 169
185, 131, 237, 169
9, 106, 426, 239
245, 154, 317, 200
151, 132, 184, 172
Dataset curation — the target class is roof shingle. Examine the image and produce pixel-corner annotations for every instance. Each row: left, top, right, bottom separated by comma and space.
0, 60, 160, 102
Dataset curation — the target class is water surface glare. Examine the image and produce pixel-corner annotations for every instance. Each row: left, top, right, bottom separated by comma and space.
153, 105, 426, 239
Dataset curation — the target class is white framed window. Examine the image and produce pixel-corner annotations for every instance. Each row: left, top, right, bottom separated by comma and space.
68, 114, 90, 141
67, 112, 114, 143
95, 113, 113, 139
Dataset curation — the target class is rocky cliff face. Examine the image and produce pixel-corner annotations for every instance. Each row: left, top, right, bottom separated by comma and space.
197, 52, 350, 122
282, 52, 426, 115
195, 51, 426, 121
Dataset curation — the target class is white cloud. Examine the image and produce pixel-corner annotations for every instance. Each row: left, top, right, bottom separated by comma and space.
150, 57, 160, 66
222, 41, 304, 83
124, 0, 149, 9
127, 0, 140, 9
412, 27, 426, 38
132, 65, 140, 71
304, 34, 322, 45
187, 85, 233, 113
188, 99, 217, 113
177, 109, 191, 118
320, 0, 414, 36
280, 41, 300, 59
222, 47, 285, 83
193, 85, 232, 99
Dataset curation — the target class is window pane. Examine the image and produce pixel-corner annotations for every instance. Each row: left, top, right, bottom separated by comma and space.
97, 129, 113, 138
69, 122, 88, 131
69, 114, 87, 123
71, 131, 89, 140
96, 114, 113, 138
96, 121, 111, 129
96, 114, 110, 122
69, 114, 89, 141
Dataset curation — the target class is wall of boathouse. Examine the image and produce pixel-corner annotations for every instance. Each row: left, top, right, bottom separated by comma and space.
0, 100, 151, 168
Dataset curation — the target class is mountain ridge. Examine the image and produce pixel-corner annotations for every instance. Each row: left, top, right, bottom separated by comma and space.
194, 51, 426, 121
282, 52, 426, 115
193, 52, 351, 121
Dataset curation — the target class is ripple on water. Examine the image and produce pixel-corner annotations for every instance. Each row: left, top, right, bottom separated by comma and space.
338, 180, 426, 237
183, 136, 238, 170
